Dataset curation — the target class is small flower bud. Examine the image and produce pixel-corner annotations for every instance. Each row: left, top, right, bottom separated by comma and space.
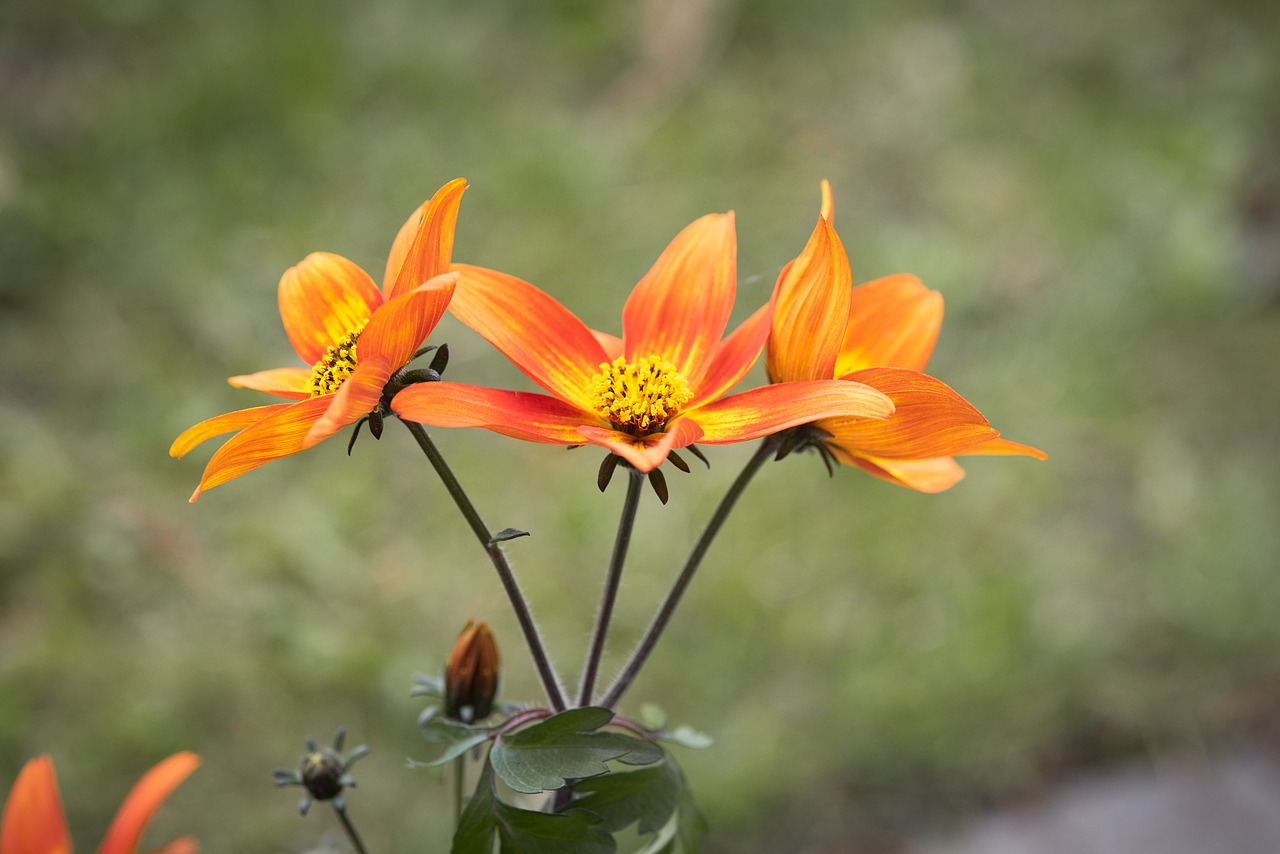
445, 620, 500, 723
300, 748, 345, 801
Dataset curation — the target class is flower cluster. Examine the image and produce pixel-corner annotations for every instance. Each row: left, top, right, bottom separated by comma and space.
173, 177, 1041, 496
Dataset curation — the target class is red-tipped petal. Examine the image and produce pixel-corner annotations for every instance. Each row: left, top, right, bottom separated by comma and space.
836, 274, 942, 375
358, 273, 456, 370
1, 756, 70, 854
622, 213, 736, 386
186, 397, 331, 501
696, 299, 773, 405
576, 418, 704, 472
839, 453, 968, 493
824, 367, 1003, 459
449, 264, 607, 407
303, 355, 392, 447
692, 379, 894, 444
278, 253, 382, 365
227, 368, 313, 400
97, 752, 200, 854
169, 403, 295, 459
393, 382, 590, 444
766, 216, 850, 383
384, 178, 468, 301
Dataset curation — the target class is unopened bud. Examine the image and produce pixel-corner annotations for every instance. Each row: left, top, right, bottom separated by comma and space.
445, 620, 500, 723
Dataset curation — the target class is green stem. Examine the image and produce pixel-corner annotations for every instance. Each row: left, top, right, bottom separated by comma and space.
401, 419, 567, 712
453, 755, 465, 827
599, 438, 776, 709
332, 801, 370, 854
577, 468, 645, 707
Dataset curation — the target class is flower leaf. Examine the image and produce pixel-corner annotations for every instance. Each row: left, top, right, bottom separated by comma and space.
490, 707, 661, 794
413, 717, 497, 768
452, 763, 613, 854
569, 755, 681, 835
490, 527, 530, 544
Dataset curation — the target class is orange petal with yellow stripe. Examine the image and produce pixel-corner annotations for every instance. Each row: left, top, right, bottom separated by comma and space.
278, 252, 382, 365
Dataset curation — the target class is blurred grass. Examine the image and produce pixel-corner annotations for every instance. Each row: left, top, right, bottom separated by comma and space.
3, 0, 1280, 849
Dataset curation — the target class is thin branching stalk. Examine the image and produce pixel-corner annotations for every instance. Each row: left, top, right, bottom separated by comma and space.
401, 419, 568, 711
600, 438, 777, 708
577, 467, 645, 706
333, 801, 370, 854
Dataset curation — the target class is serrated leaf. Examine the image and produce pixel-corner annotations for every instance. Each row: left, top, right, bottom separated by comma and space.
570, 756, 680, 835
453, 762, 614, 854
490, 707, 662, 794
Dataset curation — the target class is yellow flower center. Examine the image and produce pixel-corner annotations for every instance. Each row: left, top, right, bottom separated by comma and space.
588, 355, 693, 433
309, 322, 367, 397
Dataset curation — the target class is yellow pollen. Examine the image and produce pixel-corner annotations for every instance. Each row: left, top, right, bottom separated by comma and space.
309, 322, 367, 397
588, 355, 693, 432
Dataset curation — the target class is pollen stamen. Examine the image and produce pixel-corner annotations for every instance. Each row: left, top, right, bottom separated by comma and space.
588, 355, 693, 433
309, 322, 367, 397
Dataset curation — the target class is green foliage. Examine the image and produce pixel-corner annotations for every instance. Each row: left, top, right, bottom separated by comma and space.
453, 762, 614, 854
489, 708, 661, 795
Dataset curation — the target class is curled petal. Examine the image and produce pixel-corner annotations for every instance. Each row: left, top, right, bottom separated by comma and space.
279, 252, 382, 365
393, 382, 590, 444
228, 367, 313, 400
692, 379, 893, 444
358, 273, 457, 370
577, 418, 704, 472
1, 756, 70, 854
838, 453, 968, 493
187, 397, 331, 501
170, 403, 295, 458
449, 264, 607, 407
766, 215, 850, 383
622, 213, 736, 386
836, 274, 943, 375
98, 752, 200, 854
304, 355, 393, 448
826, 367, 1004, 459
384, 178, 468, 301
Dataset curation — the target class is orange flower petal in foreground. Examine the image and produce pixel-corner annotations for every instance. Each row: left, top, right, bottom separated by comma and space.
393, 212, 894, 473
171, 178, 468, 501
766, 181, 1045, 492
1, 753, 199, 854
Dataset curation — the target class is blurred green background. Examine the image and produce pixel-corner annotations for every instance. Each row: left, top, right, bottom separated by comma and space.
3, 0, 1279, 850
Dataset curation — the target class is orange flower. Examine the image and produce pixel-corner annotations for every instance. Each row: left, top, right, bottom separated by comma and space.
392, 212, 894, 472
766, 181, 1046, 492
171, 179, 468, 501
445, 620, 501, 723
1, 753, 199, 854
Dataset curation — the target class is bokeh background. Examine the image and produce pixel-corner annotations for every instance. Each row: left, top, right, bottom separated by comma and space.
3, 0, 1279, 850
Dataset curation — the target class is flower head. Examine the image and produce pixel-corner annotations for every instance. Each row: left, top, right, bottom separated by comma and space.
170, 178, 468, 501
767, 181, 1046, 492
273, 728, 368, 816
392, 211, 893, 472
444, 620, 501, 723
1, 753, 200, 854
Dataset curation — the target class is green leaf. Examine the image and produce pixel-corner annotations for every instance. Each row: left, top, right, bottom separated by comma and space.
453, 762, 614, 854
416, 716, 497, 768
657, 725, 713, 751
673, 766, 708, 854
569, 757, 680, 835
490, 527, 530, 544
452, 763, 499, 854
490, 707, 661, 794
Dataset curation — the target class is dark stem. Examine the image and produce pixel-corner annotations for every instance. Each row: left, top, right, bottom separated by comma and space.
401, 419, 567, 712
599, 438, 777, 709
332, 801, 370, 854
577, 468, 645, 707
452, 755, 465, 827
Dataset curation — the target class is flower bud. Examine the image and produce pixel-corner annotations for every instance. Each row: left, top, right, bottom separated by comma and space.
445, 620, 500, 723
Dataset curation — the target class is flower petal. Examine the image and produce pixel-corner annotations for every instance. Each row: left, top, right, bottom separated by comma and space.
1, 756, 70, 854
577, 417, 704, 472
186, 397, 331, 501
824, 367, 1003, 459
169, 403, 296, 458
591, 330, 624, 361
766, 215, 850, 383
227, 367, 313, 400
836, 274, 943, 375
692, 379, 894, 444
838, 453, 968, 493
393, 382, 590, 444
279, 252, 382, 365
449, 264, 607, 407
384, 178, 468, 301
967, 436, 1049, 459
153, 837, 199, 854
696, 298, 772, 405
303, 355, 393, 448
622, 213, 736, 386
97, 752, 200, 854
358, 272, 457, 370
